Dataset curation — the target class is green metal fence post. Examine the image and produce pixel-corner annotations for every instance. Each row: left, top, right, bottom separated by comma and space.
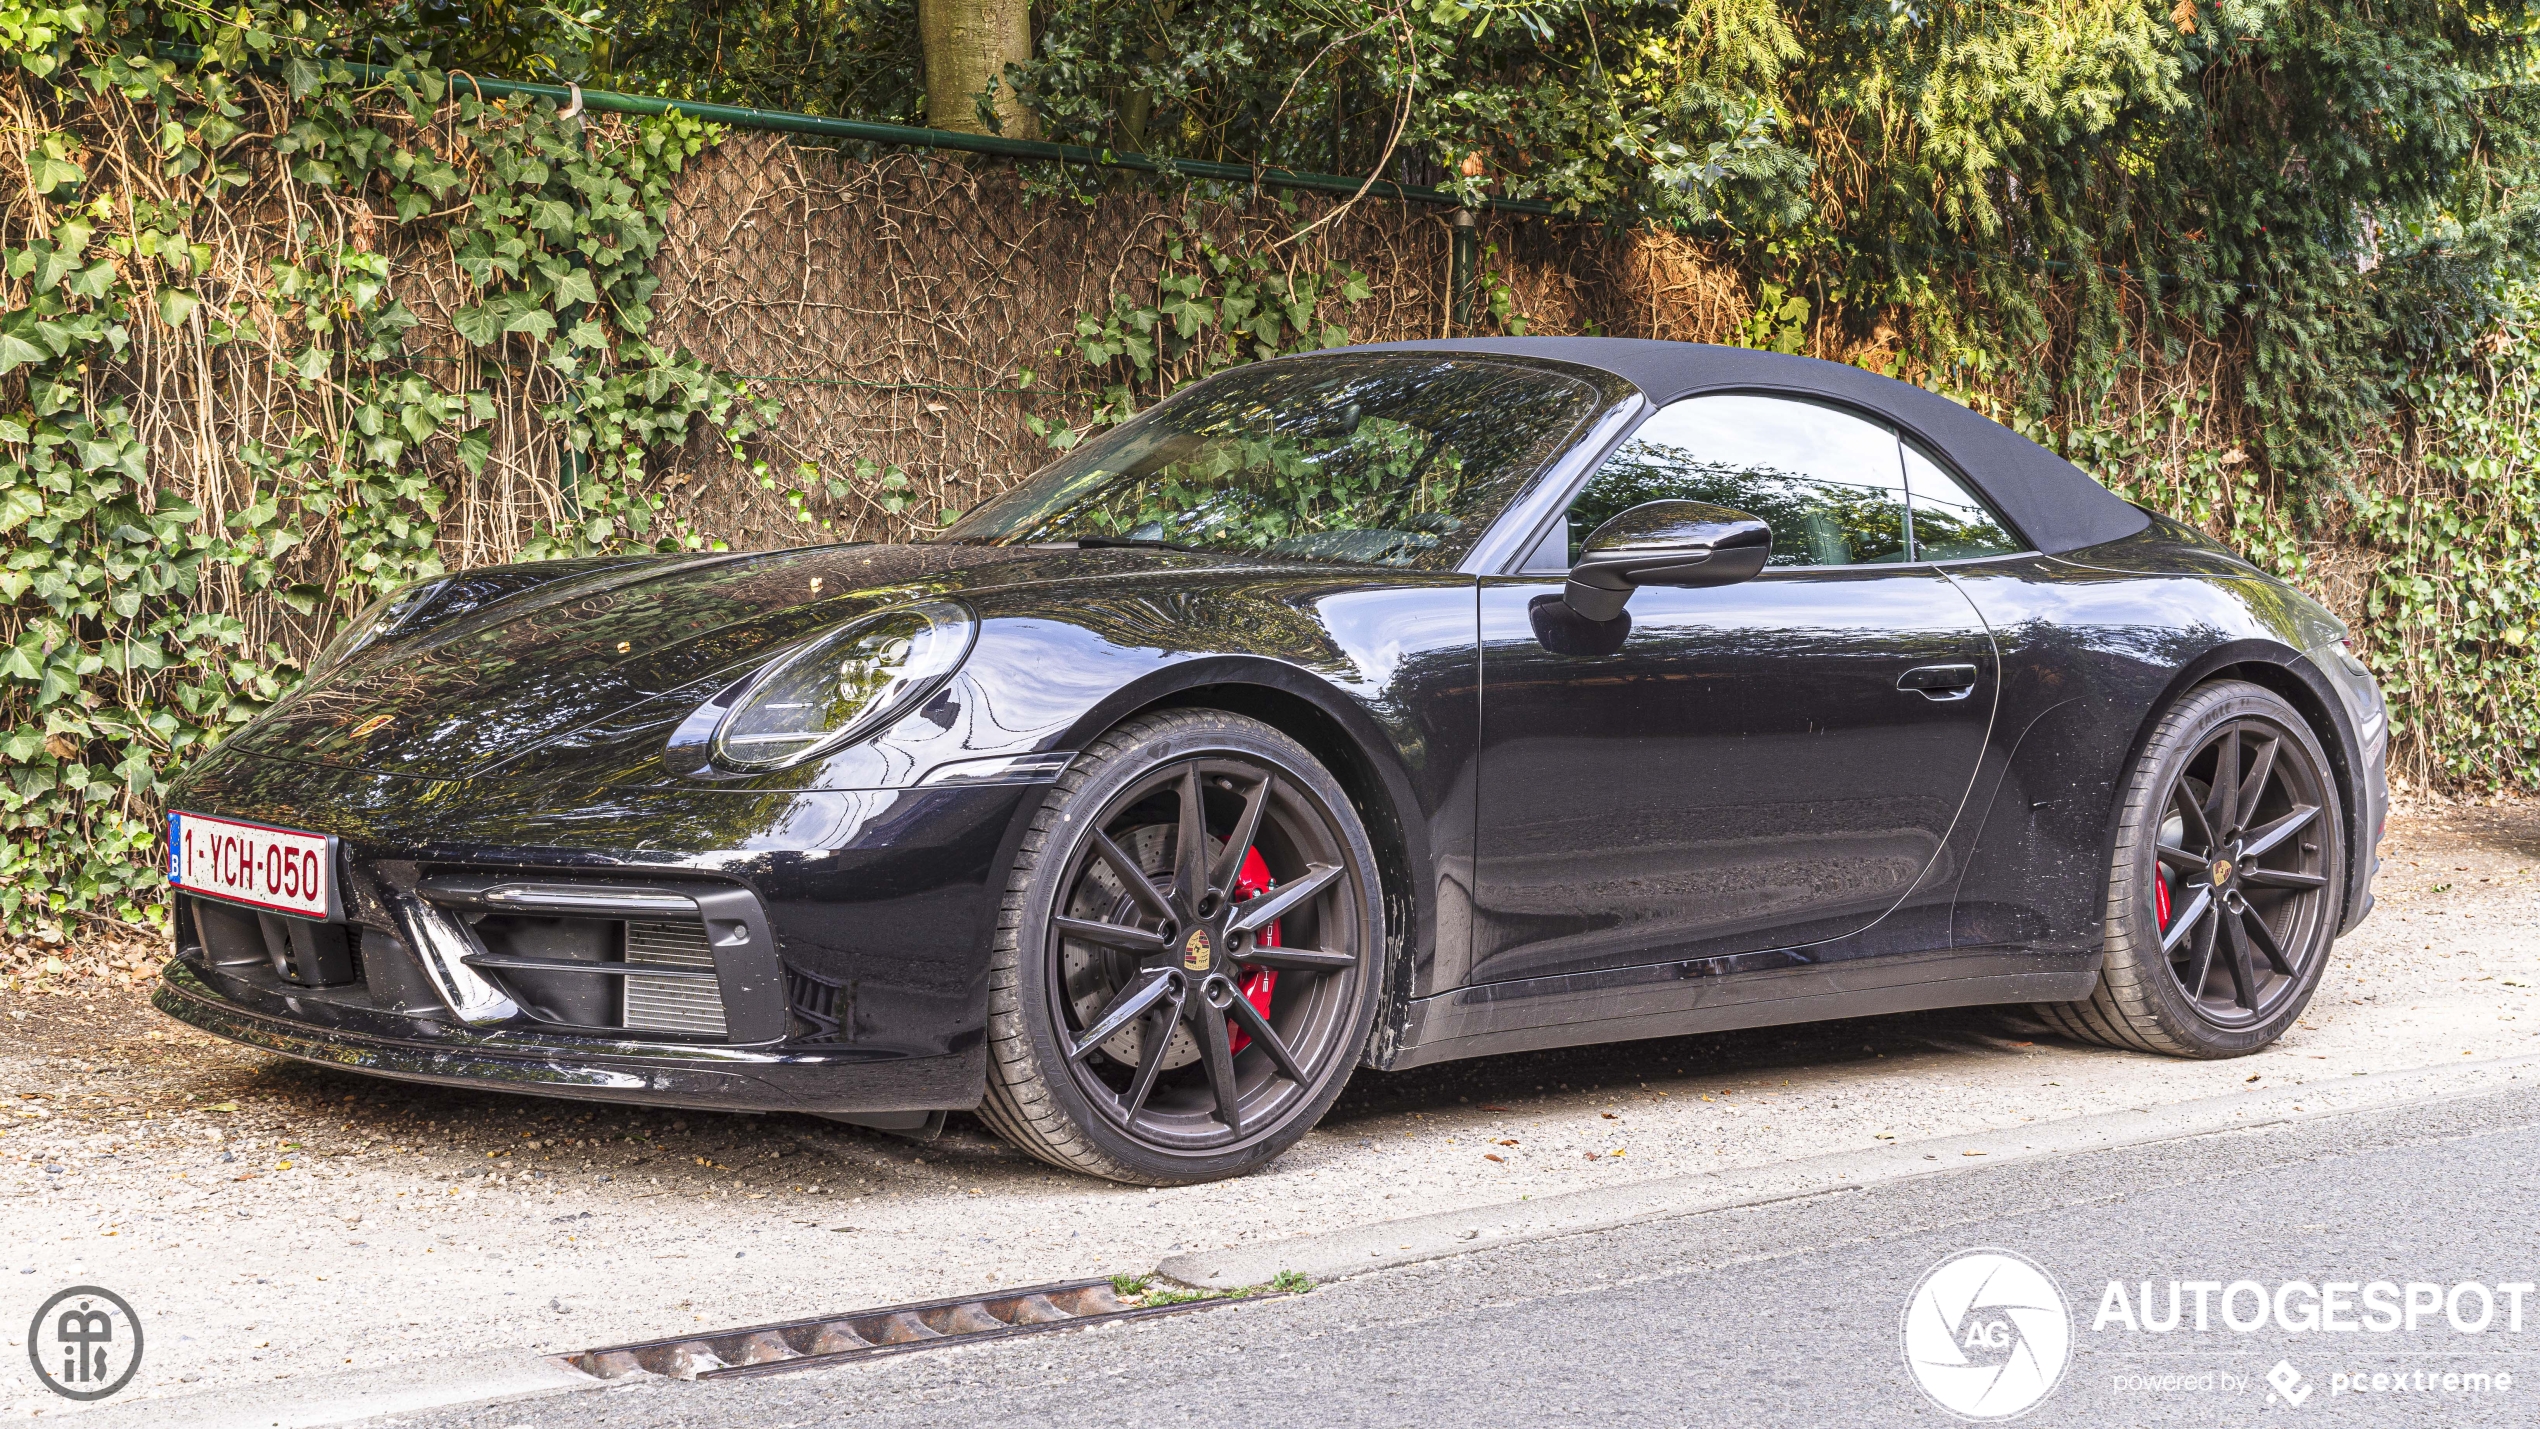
1449, 208, 1478, 334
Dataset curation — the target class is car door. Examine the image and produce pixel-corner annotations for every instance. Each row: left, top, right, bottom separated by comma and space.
1468, 392, 2012, 985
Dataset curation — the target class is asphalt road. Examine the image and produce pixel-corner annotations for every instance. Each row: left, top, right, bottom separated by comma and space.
401, 1082, 2540, 1429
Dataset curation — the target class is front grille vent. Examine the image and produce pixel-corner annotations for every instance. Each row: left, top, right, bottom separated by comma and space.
623, 921, 728, 1037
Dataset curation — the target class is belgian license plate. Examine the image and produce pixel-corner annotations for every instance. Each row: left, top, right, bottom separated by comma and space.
167, 812, 338, 920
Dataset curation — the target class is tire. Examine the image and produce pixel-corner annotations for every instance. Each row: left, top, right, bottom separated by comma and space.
2035, 679, 2347, 1058
977, 710, 1385, 1183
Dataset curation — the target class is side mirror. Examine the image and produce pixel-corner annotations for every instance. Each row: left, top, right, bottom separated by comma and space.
1563, 500, 1772, 621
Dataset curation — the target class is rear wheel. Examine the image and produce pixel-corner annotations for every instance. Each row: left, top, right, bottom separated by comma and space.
978, 710, 1383, 1183
2035, 680, 2345, 1058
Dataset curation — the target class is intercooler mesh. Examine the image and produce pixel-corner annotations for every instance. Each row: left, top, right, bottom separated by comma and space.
624, 921, 729, 1038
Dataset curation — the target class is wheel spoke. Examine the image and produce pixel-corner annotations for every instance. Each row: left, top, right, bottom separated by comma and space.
1053, 916, 1170, 952
1229, 862, 1344, 933
2155, 843, 2206, 872
1118, 988, 1182, 1129
2221, 908, 2260, 1011
2172, 778, 2216, 850
2205, 727, 2241, 832
1225, 993, 1308, 1083
1209, 772, 1274, 904
2180, 913, 2219, 999
2243, 906, 2298, 977
1089, 830, 1174, 922
2159, 884, 2212, 956
2242, 866, 2329, 890
1173, 763, 1210, 917
1239, 944, 1359, 973
2241, 803, 2319, 860
2234, 737, 2280, 830
1195, 989, 1243, 1136
1068, 969, 1175, 1062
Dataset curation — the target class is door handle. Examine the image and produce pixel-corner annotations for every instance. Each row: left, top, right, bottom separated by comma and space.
1897, 663, 1979, 701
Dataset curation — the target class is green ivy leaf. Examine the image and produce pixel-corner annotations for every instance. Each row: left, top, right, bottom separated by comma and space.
64, 261, 115, 300
550, 267, 598, 308
26, 154, 82, 196
503, 307, 557, 341
0, 317, 50, 375
451, 302, 500, 347
0, 487, 42, 532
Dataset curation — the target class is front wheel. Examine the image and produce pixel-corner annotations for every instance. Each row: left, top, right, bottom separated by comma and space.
2035, 680, 2347, 1058
978, 710, 1384, 1183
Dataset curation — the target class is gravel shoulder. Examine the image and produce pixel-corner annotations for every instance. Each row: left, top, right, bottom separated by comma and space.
3, 796, 2535, 1417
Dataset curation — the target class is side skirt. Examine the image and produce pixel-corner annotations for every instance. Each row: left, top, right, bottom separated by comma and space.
1378, 947, 2099, 1070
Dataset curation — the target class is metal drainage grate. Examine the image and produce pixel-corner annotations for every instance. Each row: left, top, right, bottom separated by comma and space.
559, 1278, 1239, 1382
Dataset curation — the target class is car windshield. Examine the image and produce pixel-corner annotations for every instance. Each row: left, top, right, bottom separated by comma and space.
937, 355, 1603, 568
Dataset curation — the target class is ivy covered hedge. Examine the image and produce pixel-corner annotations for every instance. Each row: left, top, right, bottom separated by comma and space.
0, 4, 772, 941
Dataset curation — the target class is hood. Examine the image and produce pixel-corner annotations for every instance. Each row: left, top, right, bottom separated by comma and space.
222, 542, 1213, 780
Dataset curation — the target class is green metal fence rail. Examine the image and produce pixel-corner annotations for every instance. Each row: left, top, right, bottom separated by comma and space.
166, 46, 1556, 218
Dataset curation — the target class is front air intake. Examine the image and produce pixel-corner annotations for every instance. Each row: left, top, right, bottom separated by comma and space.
623, 920, 730, 1037
418, 873, 782, 1042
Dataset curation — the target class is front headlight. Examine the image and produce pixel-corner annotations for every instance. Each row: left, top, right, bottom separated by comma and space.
712, 600, 976, 770
309, 578, 451, 680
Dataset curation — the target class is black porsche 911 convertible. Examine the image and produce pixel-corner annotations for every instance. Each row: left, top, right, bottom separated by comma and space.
154, 338, 2388, 1184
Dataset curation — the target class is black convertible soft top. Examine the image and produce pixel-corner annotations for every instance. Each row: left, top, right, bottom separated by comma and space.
1354, 337, 2150, 556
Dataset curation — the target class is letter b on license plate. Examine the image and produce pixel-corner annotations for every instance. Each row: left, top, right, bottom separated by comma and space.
168, 812, 338, 920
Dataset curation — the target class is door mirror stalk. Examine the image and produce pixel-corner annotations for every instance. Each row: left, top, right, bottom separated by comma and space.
1562, 500, 1772, 621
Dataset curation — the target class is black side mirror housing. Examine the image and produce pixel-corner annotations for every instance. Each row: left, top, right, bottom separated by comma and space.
1563, 499, 1773, 621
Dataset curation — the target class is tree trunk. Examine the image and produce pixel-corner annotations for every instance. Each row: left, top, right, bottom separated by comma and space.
918, 0, 1036, 137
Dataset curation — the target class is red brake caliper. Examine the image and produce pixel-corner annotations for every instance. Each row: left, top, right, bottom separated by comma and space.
2154, 871, 2172, 930
1226, 845, 1280, 1054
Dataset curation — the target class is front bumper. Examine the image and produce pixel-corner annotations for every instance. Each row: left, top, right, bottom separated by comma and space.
153, 750, 1058, 1114
154, 954, 973, 1114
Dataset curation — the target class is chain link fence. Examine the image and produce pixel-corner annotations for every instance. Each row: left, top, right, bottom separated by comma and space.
641, 129, 1760, 550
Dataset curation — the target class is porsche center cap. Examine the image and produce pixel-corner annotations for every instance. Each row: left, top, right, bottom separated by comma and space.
1183, 927, 1213, 973
2212, 860, 2234, 885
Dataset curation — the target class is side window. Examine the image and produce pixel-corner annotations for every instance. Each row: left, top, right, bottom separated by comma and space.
1557, 394, 1910, 567
1901, 443, 2023, 560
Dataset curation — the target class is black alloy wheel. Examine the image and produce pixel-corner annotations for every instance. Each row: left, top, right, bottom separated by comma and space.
2149, 715, 2337, 1025
2035, 680, 2347, 1058
980, 710, 1382, 1183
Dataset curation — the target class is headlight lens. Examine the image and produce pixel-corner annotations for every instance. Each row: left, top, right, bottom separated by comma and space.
712, 600, 976, 770
310, 578, 450, 679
